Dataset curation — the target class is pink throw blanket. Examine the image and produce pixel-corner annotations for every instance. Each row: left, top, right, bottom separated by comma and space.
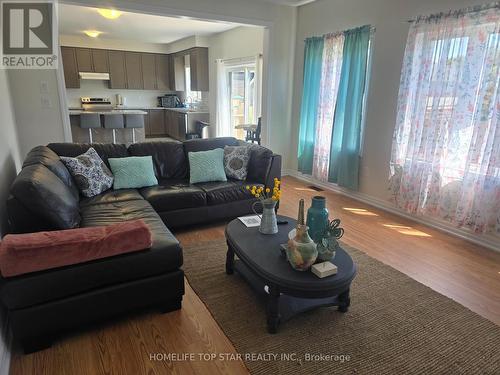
0, 220, 152, 277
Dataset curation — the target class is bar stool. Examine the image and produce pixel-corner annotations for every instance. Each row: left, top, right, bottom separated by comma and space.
124, 114, 144, 144
80, 113, 101, 143
103, 114, 124, 144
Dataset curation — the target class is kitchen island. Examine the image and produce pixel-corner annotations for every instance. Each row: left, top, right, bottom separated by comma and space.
69, 107, 210, 143
122, 107, 209, 140
69, 109, 148, 144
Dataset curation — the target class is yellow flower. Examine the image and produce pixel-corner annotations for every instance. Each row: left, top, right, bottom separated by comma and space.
255, 193, 260, 198
246, 185, 250, 190
265, 188, 270, 193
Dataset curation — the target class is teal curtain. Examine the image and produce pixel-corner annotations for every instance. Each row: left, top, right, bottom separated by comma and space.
328, 25, 371, 190
297, 37, 324, 174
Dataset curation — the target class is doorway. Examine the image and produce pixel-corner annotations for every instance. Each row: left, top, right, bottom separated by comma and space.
228, 64, 257, 140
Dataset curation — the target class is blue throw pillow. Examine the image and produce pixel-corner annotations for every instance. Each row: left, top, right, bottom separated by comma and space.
108, 156, 158, 189
189, 148, 227, 184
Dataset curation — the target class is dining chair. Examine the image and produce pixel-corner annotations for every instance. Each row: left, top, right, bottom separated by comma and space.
245, 117, 262, 145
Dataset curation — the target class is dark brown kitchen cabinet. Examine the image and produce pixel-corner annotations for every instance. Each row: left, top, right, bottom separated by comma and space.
148, 109, 166, 136
73, 47, 109, 74
170, 54, 186, 91
141, 53, 157, 90
125, 52, 143, 90
91, 49, 109, 73
108, 50, 127, 89
176, 112, 187, 140
164, 110, 175, 137
61, 47, 79, 88
164, 110, 187, 140
189, 47, 209, 91
75, 48, 93, 72
155, 54, 170, 90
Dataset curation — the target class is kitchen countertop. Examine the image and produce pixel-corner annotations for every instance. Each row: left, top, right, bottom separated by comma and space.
118, 106, 209, 114
69, 109, 148, 115
68, 107, 209, 115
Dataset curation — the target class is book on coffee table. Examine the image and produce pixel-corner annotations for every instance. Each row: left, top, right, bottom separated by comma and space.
238, 215, 261, 227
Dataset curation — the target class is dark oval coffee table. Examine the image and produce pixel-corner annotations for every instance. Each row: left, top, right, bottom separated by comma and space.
225, 215, 357, 333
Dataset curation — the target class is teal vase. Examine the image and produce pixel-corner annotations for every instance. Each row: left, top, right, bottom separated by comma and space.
306, 196, 329, 243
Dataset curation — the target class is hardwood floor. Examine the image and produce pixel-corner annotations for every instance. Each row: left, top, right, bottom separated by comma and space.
10, 176, 500, 374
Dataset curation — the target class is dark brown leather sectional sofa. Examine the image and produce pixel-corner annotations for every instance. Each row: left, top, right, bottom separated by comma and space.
0, 137, 281, 353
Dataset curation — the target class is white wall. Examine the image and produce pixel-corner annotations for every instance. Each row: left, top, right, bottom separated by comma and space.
0, 69, 20, 375
66, 80, 168, 108
207, 26, 265, 136
7, 69, 66, 159
290, 0, 493, 201
166, 35, 210, 53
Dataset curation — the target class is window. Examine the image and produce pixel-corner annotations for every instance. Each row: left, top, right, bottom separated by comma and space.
297, 25, 373, 189
390, 5, 499, 234
228, 65, 256, 140
215, 56, 262, 139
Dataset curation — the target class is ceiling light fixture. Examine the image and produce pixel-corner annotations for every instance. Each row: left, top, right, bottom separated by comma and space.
84, 30, 102, 38
97, 8, 122, 19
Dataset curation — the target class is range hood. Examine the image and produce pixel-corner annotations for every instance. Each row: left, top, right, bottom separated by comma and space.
79, 72, 110, 80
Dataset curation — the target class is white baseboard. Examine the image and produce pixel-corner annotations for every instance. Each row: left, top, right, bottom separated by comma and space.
283, 169, 500, 253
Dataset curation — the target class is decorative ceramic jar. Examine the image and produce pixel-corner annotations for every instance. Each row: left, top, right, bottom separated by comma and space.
253, 199, 278, 235
286, 199, 317, 271
306, 196, 329, 243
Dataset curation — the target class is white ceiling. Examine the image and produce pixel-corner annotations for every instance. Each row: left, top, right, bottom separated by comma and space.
58, 4, 241, 44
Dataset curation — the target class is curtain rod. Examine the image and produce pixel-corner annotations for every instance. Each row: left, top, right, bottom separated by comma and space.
407, 1, 499, 23
305, 25, 375, 42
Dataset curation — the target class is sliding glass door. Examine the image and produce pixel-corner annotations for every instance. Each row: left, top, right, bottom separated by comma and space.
228, 65, 256, 140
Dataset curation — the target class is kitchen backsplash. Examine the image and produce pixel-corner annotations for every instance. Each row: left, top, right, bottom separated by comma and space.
66, 79, 209, 110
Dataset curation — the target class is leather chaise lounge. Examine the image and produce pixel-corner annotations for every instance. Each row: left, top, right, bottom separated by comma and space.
0, 137, 281, 353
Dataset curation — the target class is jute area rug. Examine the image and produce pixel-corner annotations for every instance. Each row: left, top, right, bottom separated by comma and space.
182, 239, 500, 375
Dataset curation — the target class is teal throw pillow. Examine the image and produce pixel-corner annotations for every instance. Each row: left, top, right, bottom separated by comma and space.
108, 156, 158, 189
188, 148, 227, 184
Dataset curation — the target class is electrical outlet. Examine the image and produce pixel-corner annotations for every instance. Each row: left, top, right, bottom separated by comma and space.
41, 97, 52, 108
40, 81, 49, 94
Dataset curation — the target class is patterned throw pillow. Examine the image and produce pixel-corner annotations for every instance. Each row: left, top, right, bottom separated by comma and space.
224, 145, 251, 180
61, 148, 114, 198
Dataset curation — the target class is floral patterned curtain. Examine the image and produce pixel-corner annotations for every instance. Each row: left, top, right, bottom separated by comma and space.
312, 33, 344, 181
390, 4, 500, 234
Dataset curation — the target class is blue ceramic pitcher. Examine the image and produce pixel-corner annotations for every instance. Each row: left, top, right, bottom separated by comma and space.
306, 196, 329, 243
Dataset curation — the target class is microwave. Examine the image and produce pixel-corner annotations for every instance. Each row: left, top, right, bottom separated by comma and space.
158, 94, 181, 108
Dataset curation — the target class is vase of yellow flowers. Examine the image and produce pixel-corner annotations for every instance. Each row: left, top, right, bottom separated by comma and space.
247, 178, 282, 235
